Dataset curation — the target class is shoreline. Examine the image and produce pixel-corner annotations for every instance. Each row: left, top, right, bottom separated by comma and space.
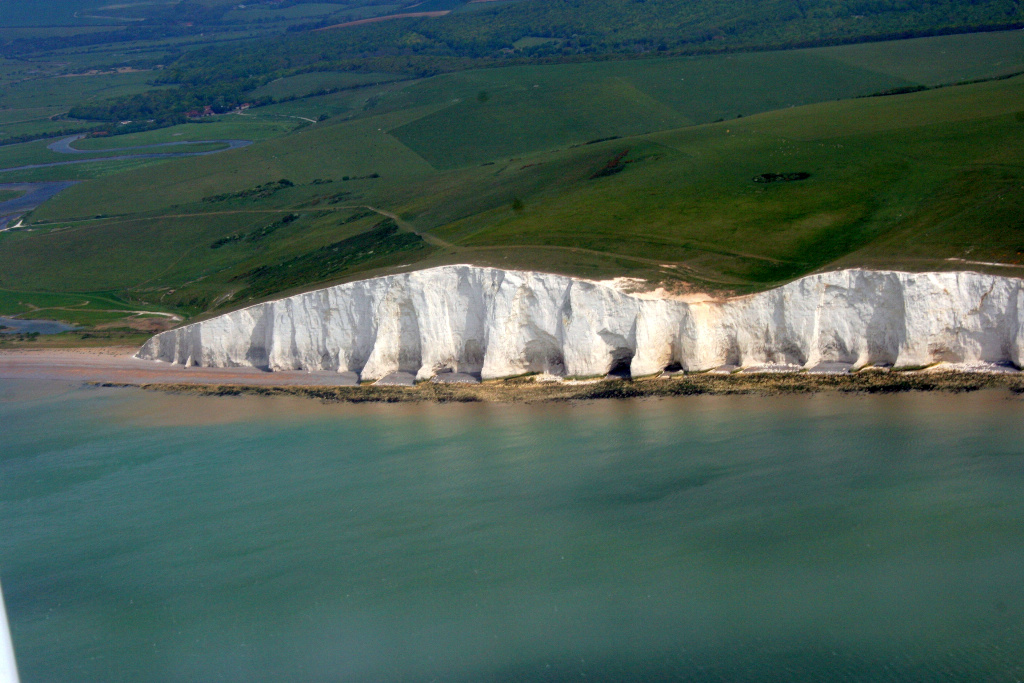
0, 346, 374, 387
135, 266, 1024, 383
92, 371, 1024, 403
3, 346, 1023, 403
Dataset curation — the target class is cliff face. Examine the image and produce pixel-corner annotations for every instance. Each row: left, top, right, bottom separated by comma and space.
137, 266, 1024, 379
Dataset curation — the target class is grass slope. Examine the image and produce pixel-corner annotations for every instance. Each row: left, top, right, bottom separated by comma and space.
247, 72, 406, 100
423, 76, 1024, 286
0, 116, 301, 184
810, 29, 1024, 83
389, 51, 908, 168
0, 32, 1022, 322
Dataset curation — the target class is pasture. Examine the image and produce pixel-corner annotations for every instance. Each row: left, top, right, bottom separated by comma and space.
0, 116, 297, 184
68, 118, 298, 149
0, 286, 171, 328
0, 70, 161, 111
247, 71, 406, 101
809, 29, 1024, 84
1, 31, 1023, 322
388, 52, 907, 168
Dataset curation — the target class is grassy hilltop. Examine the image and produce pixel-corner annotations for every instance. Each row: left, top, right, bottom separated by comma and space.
0, 12, 1022, 337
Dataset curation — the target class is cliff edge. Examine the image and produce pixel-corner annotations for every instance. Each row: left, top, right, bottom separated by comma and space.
136, 266, 1024, 380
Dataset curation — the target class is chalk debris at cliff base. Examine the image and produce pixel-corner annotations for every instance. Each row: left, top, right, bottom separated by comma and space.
90, 371, 1024, 404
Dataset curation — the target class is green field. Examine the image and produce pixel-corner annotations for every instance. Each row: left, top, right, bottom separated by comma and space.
221, 0, 403, 26
0, 107, 65, 125
7, 72, 1022, 313
0, 67, 170, 143
1, 30, 1023, 327
29, 30, 1024, 212
247, 86, 409, 121
0, 70, 162, 110
431, 93, 1024, 286
0, 159, 174, 183
0, 116, 300, 182
30, 107, 434, 216
69, 118, 298, 148
388, 52, 910, 169
223, 3, 346, 22
0, 203, 427, 314
0, 137, 227, 170
809, 30, 1024, 84
248, 71, 408, 100
0, 287, 171, 325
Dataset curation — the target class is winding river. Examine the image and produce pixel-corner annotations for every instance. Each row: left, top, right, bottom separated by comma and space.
1, 134, 251, 174
0, 181, 77, 230
0, 134, 253, 229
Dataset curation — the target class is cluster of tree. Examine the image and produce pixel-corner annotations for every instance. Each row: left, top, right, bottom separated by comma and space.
752, 172, 811, 183
210, 213, 301, 248
0, 332, 40, 342
234, 219, 427, 300
202, 179, 295, 203
137, 0, 233, 24
68, 86, 272, 124
590, 149, 630, 179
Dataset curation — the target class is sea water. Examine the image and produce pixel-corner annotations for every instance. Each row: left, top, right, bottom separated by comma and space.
0, 318, 77, 335
1, 379, 1023, 682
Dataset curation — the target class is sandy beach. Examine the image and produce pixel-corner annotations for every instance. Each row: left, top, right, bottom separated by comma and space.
0, 347, 356, 387
4, 346, 1024, 403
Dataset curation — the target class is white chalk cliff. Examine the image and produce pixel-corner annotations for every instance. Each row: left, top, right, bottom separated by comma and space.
137, 266, 1024, 378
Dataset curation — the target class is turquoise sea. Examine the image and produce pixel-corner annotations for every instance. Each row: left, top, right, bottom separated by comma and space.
1, 379, 1024, 681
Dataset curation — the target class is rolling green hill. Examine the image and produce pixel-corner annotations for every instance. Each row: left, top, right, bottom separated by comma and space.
1, 30, 1022, 330
388, 52, 910, 168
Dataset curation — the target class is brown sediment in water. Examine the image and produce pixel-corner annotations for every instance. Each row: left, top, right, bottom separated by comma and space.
4, 347, 1024, 403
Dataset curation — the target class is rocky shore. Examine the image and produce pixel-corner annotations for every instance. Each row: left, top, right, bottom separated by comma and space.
92, 369, 1024, 404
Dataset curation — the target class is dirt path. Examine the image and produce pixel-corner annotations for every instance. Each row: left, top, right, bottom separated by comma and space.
36, 206, 761, 290
353, 207, 756, 283
314, 11, 450, 31
361, 205, 459, 249
233, 111, 317, 124
8, 305, 181, 321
